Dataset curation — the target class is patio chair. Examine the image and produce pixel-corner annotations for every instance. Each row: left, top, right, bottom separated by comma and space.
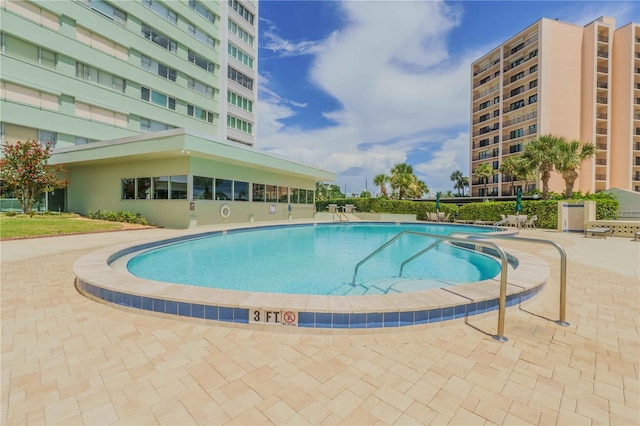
494, 214, 507, 226
328, 204, 338, 213
428, 212, 439, 222
584, 227, 613, 239
524, 215, 537, 228
344, 204, 356, 213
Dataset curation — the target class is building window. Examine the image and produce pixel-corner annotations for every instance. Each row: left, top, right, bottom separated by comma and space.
76, 62, 126, 92
141, 55, 176, 81
141, 24, 177, 52
509, 100, 525, 111
227, 91, 253, 112
142, 0, 177, 24
227, 114, 253, 135
528, 94, 538, 104
194, 176, 213, 199
141, 87, 175, 110
188, 50, 216, 73
188, 78, 215, 99
214, 178, 232, 200
509, 128, 524, 139
140, 117, 175, 132
510, 86, 524, 97
82, 0, 127, 25
228, 0, 254, 25
228, 19, 254, 47
187, 104, 215, 123
529, 79, 538, 89
38, 130, 57, 148
234, 181, 249, 201
228, 43, 254, 69
189, 0, 216, 23
252, 183, 265, 202
227, 66, 253, 90
530, 65, 538, 74
121, 178, 135, 199
188, 24, 215, 49
170, 175, 187, 199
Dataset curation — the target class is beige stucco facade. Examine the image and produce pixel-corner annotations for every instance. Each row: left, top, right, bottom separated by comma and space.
470, 16, 639, 197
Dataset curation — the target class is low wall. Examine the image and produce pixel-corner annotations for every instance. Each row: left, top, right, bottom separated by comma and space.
584, 220, 640, 238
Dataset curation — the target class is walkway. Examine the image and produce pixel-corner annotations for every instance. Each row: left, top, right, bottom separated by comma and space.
1, 226, 638, 424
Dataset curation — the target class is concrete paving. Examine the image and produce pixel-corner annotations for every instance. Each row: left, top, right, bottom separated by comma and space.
1, 225, 638, 425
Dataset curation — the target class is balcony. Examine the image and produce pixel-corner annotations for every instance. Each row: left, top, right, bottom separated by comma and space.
473, 85, 500, 101
634, 173, 640, 181
597, 97, 608, 104
596, 174, 607, 181
596, 128, 608, 135
596, 112, 608, 119
596, 143, 607, 150
596, 81, 608, 89
503, 110, 537, 127
634, 143, 640, 150
503, 126, 537, 141
503, 34, 538, 60
597, 50, 609, 58
473, 58, 500, 76
598, 35, 609, 43
595, 159, 607, 166
597, 66, 609, 73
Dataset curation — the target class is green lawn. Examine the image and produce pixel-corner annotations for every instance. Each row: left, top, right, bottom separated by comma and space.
0, 213, 125, 239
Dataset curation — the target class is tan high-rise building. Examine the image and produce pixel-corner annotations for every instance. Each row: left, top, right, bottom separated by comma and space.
470, 17, 639, 197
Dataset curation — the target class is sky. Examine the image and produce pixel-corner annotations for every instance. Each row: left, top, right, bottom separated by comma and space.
254, 0, 639, 197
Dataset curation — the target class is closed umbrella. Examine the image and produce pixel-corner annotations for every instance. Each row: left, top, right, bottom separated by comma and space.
435, 192, 441, 212
516, 187, 523, 213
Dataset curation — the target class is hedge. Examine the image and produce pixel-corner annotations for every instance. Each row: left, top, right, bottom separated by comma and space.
316, 198, 618, 230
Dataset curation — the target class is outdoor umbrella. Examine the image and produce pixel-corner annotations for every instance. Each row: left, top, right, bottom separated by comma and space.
516, 187, 523, 213
436, 192, 441, 212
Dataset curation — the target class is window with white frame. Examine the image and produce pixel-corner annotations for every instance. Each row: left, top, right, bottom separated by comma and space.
228, 19, 254, 47
188, 50, 216, 73
141, 87, 175, 110
227, 66, 253, 90
188, 78, 215, 99
142, 0, 177, 24
1, 34, 57, 69
188, 0, 216, 23
141, 24, 177, 52
227, 90, 252, 112
38, 130, 57, 147
141, 55, 176, 81
81, 0, 126, 25
228, 43, 253, 69
140, 117, 175, 132
188, 24, 215, 49
76, 62, 126, 92
187, 104, 215, 123
228, 0, 254, 25
227, 114, 253, 135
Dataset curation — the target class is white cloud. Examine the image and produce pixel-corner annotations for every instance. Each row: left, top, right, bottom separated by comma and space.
555, 1, 638, 27
258, 0, 473, 195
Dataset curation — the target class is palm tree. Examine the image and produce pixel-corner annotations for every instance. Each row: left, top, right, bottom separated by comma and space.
405, 176, 429, 199
450, 170, 465, 196
461, 176, 469, 196
513, 156, 538, 194
389, 163, 415, 200
498, 156, 519, 195
554, 140, 596, 198
474, 163, 493, 196
521, 134, 563, 199
373, 174, 388, 198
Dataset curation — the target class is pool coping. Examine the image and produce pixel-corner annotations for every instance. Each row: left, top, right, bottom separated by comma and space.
73, 222, 550, 330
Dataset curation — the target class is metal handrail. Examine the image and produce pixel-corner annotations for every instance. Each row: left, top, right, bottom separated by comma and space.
351, 230, 511, 341
398, 239, 446, 277
452, 232, 568, 327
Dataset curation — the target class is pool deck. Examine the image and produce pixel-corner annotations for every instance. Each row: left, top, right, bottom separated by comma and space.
1, 223, 639, 425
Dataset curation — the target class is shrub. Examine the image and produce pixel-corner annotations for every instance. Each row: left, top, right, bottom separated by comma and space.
88, 210, 147, 225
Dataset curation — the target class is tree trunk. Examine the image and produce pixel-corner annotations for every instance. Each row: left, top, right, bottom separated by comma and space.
563, 170, 579, 198
541, 169, 551, 199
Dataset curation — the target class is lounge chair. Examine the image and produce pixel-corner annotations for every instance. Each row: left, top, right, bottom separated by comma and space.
344, 204, 356, 213
327, 204, 338, 213
634, 231, 640, 241
428, 212, 439, 222
524, 215, 537, 228
584, 227, 613, 239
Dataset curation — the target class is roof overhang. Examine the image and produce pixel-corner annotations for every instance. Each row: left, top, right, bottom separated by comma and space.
51, 128, 336, 181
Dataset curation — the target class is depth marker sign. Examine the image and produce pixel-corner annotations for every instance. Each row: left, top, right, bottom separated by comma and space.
250, 309, 298, 327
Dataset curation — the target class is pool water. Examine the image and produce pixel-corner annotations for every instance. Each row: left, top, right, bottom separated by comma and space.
127, 223, 501, 295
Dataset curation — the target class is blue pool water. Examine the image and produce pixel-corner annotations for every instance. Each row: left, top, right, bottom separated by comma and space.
127, 223, 501, 295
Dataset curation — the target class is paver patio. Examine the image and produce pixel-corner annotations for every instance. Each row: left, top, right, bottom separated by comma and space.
1, 226, 638, 425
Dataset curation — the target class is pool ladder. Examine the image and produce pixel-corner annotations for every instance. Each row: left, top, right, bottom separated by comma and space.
351, 231, 568, 342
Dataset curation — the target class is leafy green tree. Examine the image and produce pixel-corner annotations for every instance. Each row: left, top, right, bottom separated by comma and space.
554, 140, 596, 198
450, 170, 467, 196
0, 140, 68, 214
513, 155, 538, 194
389, 163, 415, 200
521, 134, 563, 200
474, 163, 493, 196
373, 173, 389, 198
359, 189, 371, 198
498, 156, 519, 195
315, 182, 344, 200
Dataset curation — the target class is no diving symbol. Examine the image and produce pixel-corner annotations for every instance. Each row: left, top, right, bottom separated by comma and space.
283, 311, 296, 324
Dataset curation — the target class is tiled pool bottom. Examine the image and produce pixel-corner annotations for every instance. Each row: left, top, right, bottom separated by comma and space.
73, 231, 550, 330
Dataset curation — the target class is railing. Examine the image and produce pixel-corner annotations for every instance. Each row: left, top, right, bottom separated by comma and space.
596, 128, 607, 135
597, 97, 608, 104
503, 110, 537, 127
351, 230, 568, 342
597, 66, 608, 73
503, 34, 538, 60
598, 35, 609, 43
452, 232, 568, 329
596, 112, 607, 119
597, 50, 609, 58
473, 85, 500, 101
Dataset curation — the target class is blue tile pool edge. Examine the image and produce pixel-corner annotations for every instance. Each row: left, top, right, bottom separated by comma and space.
75, 277, 545, 329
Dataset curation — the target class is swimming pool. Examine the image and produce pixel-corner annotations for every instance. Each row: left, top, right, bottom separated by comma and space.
74, 221, 550, 329
127, 223, 502, 295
